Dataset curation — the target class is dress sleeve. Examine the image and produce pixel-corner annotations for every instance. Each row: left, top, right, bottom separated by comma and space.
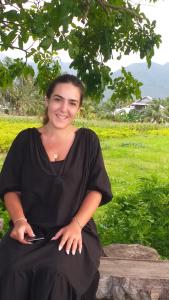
87, 131, 113, 206
0, 130, 28, 200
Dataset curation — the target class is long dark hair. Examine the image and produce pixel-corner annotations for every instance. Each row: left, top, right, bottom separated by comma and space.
43, 74, 85, 125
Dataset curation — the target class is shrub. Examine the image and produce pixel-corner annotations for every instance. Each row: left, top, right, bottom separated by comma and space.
97, 176, 169, 258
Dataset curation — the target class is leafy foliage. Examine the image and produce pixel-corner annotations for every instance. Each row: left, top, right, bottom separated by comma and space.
0, 60, 44, 115
110, 67, 143, 105
0, 203, 8, 239
0, 57, 34, 88
98, 176, 169, 258
0, 0, 161, 99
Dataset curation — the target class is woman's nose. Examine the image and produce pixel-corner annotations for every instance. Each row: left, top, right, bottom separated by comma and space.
60, 100, 68, 112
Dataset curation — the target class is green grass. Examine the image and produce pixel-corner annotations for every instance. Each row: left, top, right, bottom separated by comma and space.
1, 116, 169, 206
101, 135, 169, 194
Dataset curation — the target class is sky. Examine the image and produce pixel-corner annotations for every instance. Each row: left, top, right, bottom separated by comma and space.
1, 0, 169, 71
106, 0, 169, 71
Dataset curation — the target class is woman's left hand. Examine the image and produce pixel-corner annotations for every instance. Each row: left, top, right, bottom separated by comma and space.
51, 220, 82, 255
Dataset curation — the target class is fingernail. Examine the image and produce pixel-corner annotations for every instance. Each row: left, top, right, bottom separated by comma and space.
66, 250, 70, 255
79, 249, 82, 254
58, 246, 62, 251
72, 250, 75, 255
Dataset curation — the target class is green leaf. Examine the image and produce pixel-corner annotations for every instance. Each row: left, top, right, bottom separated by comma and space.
6, 30, 17, 45
4, 10, 19, 21
18, 36, 23, 49
39, 38, 52, 50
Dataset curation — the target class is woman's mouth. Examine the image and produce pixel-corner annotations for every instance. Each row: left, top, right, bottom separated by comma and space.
56, 114, 68, 120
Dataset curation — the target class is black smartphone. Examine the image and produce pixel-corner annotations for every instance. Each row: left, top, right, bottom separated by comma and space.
25, 236, 45, 243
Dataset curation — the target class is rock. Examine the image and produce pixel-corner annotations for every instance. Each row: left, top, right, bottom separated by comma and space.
103, 244, 160, 261
97, 257, 169, 300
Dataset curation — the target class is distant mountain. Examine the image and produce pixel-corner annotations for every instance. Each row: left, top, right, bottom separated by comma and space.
59, 62, 169, 99
60, 61, 169, 99
1, 53, 169, 98
112, 62, 169, 99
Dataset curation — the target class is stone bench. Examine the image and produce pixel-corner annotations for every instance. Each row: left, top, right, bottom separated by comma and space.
98, 258, 169, 300
97, 244, 169, 300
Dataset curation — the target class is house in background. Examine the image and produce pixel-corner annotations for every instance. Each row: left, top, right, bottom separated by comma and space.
130, 96, 153, 111
113, 96, 153, 115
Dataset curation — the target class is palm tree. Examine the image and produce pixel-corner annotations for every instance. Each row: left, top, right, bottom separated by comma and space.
141, 100, 165, 123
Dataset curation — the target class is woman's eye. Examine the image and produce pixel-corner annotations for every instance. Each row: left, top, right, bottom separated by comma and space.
54, 98, 61, 102
70, 102, 77, 106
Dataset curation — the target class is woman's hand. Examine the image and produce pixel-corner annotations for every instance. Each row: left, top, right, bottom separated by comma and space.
10, 220, 35, 245
51, 220, 82, 255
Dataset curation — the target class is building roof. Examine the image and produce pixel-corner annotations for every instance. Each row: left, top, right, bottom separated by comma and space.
132, 96, 153, 106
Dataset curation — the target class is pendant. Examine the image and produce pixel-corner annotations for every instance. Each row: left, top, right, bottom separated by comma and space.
53, 153, 58, 161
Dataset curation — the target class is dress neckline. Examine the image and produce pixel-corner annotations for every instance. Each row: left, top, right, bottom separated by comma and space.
33, 127, 82, 163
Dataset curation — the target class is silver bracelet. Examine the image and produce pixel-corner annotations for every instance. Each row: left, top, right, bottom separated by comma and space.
14, 217, 27, 224
73, 216, 83, 229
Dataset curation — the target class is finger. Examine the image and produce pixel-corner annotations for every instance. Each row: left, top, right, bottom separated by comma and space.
65, 237, 74, 255
10, 231, 31, 245
26, 225, 35, 237
51, 228, 64, 240
78, 239, 83, 254
71, 239, 78, 255
58, 234, 69, 251
19, 228, 26, 241
18, 237, 32, 245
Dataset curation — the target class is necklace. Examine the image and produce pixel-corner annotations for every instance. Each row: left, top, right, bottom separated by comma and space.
53, 153, 58, 161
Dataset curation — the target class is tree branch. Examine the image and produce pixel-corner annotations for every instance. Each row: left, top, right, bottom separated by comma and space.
96, 0, 142, 20
0, 43, 28, 54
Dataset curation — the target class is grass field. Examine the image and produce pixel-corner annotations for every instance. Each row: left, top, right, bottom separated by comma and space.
1, 116, 169, 257
102, 135, 169, 195
1, 116, 169, 193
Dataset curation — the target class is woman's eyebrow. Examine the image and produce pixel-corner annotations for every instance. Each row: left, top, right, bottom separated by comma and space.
53, 94, 79, 102
53, 94, 63, 99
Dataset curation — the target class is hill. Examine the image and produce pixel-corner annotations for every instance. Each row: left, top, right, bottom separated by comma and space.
112, 62, 169, 99
1, 53, 169, 99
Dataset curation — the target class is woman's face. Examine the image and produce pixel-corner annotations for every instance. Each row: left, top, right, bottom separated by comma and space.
46, 83, 81, 129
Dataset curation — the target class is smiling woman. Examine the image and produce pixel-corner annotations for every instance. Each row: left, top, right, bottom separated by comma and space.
44, 82, 81, 131
0, 74, 112, 300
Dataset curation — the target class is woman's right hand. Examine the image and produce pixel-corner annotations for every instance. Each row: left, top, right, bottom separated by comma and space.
10, 220, 35, 244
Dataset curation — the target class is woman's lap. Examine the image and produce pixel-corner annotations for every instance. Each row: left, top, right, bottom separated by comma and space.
0, 234, 99, 300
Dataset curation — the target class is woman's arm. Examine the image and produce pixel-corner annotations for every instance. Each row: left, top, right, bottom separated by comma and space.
4, 192, 35, 244
51, 190, 102, 255
4, 192, 26, 223
73, 190, 102, 228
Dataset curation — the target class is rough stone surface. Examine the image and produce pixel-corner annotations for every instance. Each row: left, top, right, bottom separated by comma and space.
97, 257, 169, 300
103, 244, 160, 261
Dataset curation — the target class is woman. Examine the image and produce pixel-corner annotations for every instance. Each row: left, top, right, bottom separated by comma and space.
0, 74, 112, 300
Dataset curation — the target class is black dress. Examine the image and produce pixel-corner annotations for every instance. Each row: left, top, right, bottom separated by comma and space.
0, 127, 112, 300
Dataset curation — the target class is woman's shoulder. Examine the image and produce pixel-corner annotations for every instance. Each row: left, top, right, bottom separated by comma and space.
13, 127, 37, 144
79, 127, 99, 143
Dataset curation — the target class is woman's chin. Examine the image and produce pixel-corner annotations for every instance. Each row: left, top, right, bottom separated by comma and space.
49, 120, 71, 130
